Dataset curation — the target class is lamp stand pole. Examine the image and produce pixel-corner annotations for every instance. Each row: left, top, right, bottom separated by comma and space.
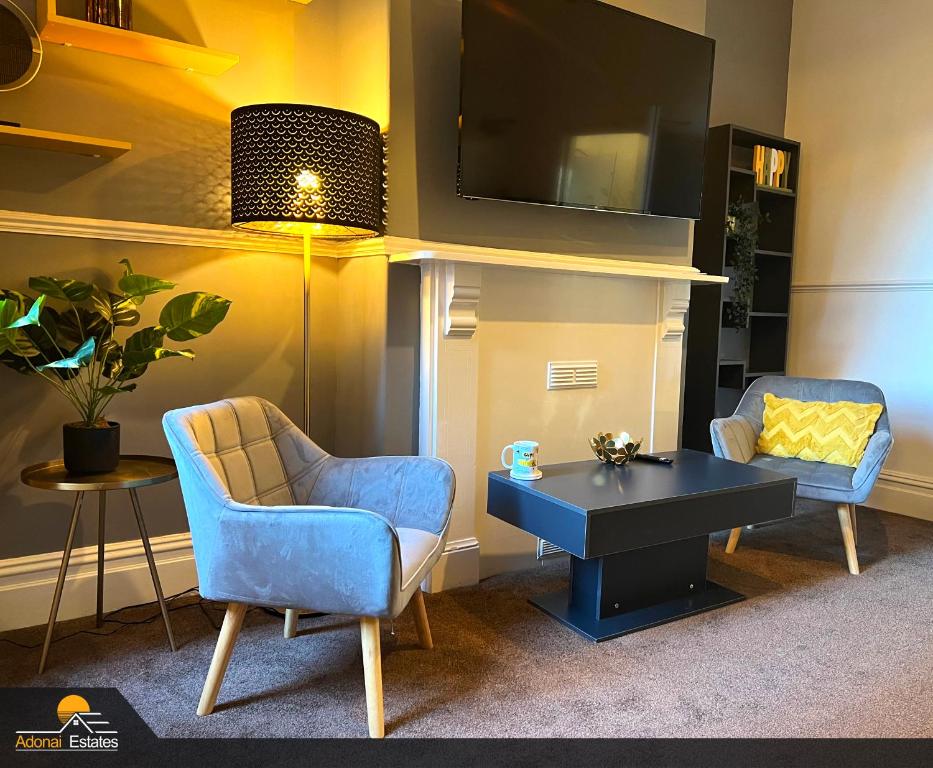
291, 232, 325, 623
303, 231, 312, 437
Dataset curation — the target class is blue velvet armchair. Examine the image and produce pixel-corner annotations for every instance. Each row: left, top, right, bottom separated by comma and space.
163, 397, 455, 737
711, 376, 892, 575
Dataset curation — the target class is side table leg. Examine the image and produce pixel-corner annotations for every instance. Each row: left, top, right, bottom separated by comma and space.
129, 488, 177, 651
39, 492, 85, 674
97, 491, 106, 627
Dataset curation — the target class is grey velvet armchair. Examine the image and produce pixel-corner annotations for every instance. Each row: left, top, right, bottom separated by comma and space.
162, 397, 455, 738
711, 376, 892, 575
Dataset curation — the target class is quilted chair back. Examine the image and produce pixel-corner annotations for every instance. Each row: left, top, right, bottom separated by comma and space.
164, 397, 329, 506
736, 376, 890, 434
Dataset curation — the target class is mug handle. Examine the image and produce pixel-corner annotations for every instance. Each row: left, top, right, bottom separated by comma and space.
501, 445, 513, 470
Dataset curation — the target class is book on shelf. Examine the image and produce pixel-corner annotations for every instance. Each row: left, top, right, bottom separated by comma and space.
753, 144, 793, 191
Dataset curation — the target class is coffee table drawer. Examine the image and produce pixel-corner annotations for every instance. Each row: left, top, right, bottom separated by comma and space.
487, 476, 589, 557
585, 479, 796, 557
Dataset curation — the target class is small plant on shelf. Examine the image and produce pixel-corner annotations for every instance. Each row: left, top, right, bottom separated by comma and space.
724, 199, 765, 328
0, 259, 230, 474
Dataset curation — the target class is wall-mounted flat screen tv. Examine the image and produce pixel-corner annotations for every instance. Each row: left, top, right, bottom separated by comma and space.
458, 0, 715, 220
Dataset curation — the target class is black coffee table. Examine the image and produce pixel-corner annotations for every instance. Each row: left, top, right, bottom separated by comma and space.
487, 450, 796, 641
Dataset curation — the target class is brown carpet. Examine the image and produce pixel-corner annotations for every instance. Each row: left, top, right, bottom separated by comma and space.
1, 502, 932, 738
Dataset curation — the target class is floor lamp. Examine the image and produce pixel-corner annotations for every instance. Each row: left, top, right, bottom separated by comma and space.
230, 104, 384, 435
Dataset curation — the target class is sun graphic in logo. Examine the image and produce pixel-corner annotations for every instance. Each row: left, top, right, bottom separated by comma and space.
56, 695, 91, 725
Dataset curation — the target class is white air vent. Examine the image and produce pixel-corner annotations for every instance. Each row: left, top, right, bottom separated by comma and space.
547, 360, 598, 390
537, 538, 565, 560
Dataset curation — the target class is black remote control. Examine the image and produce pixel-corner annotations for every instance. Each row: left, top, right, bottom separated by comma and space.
635, 453, 674, 465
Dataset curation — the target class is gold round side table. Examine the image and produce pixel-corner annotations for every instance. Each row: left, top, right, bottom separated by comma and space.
21, 455, 179, 673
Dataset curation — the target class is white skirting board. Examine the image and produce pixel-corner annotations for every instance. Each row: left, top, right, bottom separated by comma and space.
0, 533, 197, 633
422, 537, 480, 594
0, 533, 482, 632
869, 470, 933, 522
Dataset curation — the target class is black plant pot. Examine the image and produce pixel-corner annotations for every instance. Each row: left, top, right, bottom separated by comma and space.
63, 422, 121, 475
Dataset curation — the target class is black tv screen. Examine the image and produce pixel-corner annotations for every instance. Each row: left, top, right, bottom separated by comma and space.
458, 0, 715, 220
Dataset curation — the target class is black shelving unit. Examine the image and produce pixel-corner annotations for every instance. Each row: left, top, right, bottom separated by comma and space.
682, 125, 800, 452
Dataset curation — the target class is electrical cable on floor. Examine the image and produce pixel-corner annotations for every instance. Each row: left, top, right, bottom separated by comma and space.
0, 586, 224, 650
0, 588, 330, 650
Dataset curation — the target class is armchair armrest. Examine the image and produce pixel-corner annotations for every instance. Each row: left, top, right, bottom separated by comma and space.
310, 456, 455, 536
710, 414, 759, 464
852, 429, 893, 491
197, 501, 400, 616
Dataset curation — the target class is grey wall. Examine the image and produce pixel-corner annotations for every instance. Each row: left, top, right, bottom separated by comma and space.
784, 0, 933, 520
387, 0, 699, 265
388, 0, 793, 257
384, 263, 421, 457
706, 0, 794, 134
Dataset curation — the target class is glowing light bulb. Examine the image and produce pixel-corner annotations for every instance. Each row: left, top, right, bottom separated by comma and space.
295, 170, 321, 190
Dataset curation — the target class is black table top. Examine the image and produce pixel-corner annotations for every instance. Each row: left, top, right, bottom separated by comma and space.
488, 450, 795, 516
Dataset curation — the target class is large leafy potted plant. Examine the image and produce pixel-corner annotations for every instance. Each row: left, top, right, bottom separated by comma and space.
0, 259, 230, 474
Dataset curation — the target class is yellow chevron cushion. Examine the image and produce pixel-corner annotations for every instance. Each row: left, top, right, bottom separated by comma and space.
756, 393, 883, 468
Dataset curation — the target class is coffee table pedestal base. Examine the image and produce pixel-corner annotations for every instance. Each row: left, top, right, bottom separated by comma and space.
531, 581, 743, 642
531, 535, 744, 642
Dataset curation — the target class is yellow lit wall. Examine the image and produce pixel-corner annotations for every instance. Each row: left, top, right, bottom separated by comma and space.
0, 0, 390, 560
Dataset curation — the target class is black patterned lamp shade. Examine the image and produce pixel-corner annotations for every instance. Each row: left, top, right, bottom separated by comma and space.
231, 104, 384, 239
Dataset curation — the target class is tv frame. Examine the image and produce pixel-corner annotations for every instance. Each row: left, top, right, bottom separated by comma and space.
457, 0, 716, 221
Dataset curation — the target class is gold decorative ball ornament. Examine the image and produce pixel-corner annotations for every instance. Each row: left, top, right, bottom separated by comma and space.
589, 432, 643, 465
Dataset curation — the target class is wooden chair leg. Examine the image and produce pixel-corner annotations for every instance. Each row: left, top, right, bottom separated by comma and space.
283, 608, 299, 639
725, 527, 742, 554
849, 503, 858, 545
360, 616, 384, 738
198, 602, 247, 716
411, 588, 433, 650
836, 503, 860, 575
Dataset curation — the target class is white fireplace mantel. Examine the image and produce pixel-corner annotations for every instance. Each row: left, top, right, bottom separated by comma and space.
387, 242, 727, 284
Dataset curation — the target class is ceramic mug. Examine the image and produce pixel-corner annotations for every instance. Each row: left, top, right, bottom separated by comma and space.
501, 440, 542, 480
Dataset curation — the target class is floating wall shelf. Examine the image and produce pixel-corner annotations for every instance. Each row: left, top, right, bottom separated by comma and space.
756, 185, 795, 198
0, 125, 131, 158
37, 1, 238, 76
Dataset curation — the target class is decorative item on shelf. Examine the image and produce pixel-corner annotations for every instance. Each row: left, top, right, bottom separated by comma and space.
0, 0, 42, 93
86, 0, 132, 30
231, 103, 385, 436
753, 144, 793, 190
589, 432, 642, 465
724, 198, 766, 328
0, 259, 230, 474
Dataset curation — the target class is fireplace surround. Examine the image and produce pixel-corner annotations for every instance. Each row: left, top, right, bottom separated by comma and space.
378, 238, 726, 589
